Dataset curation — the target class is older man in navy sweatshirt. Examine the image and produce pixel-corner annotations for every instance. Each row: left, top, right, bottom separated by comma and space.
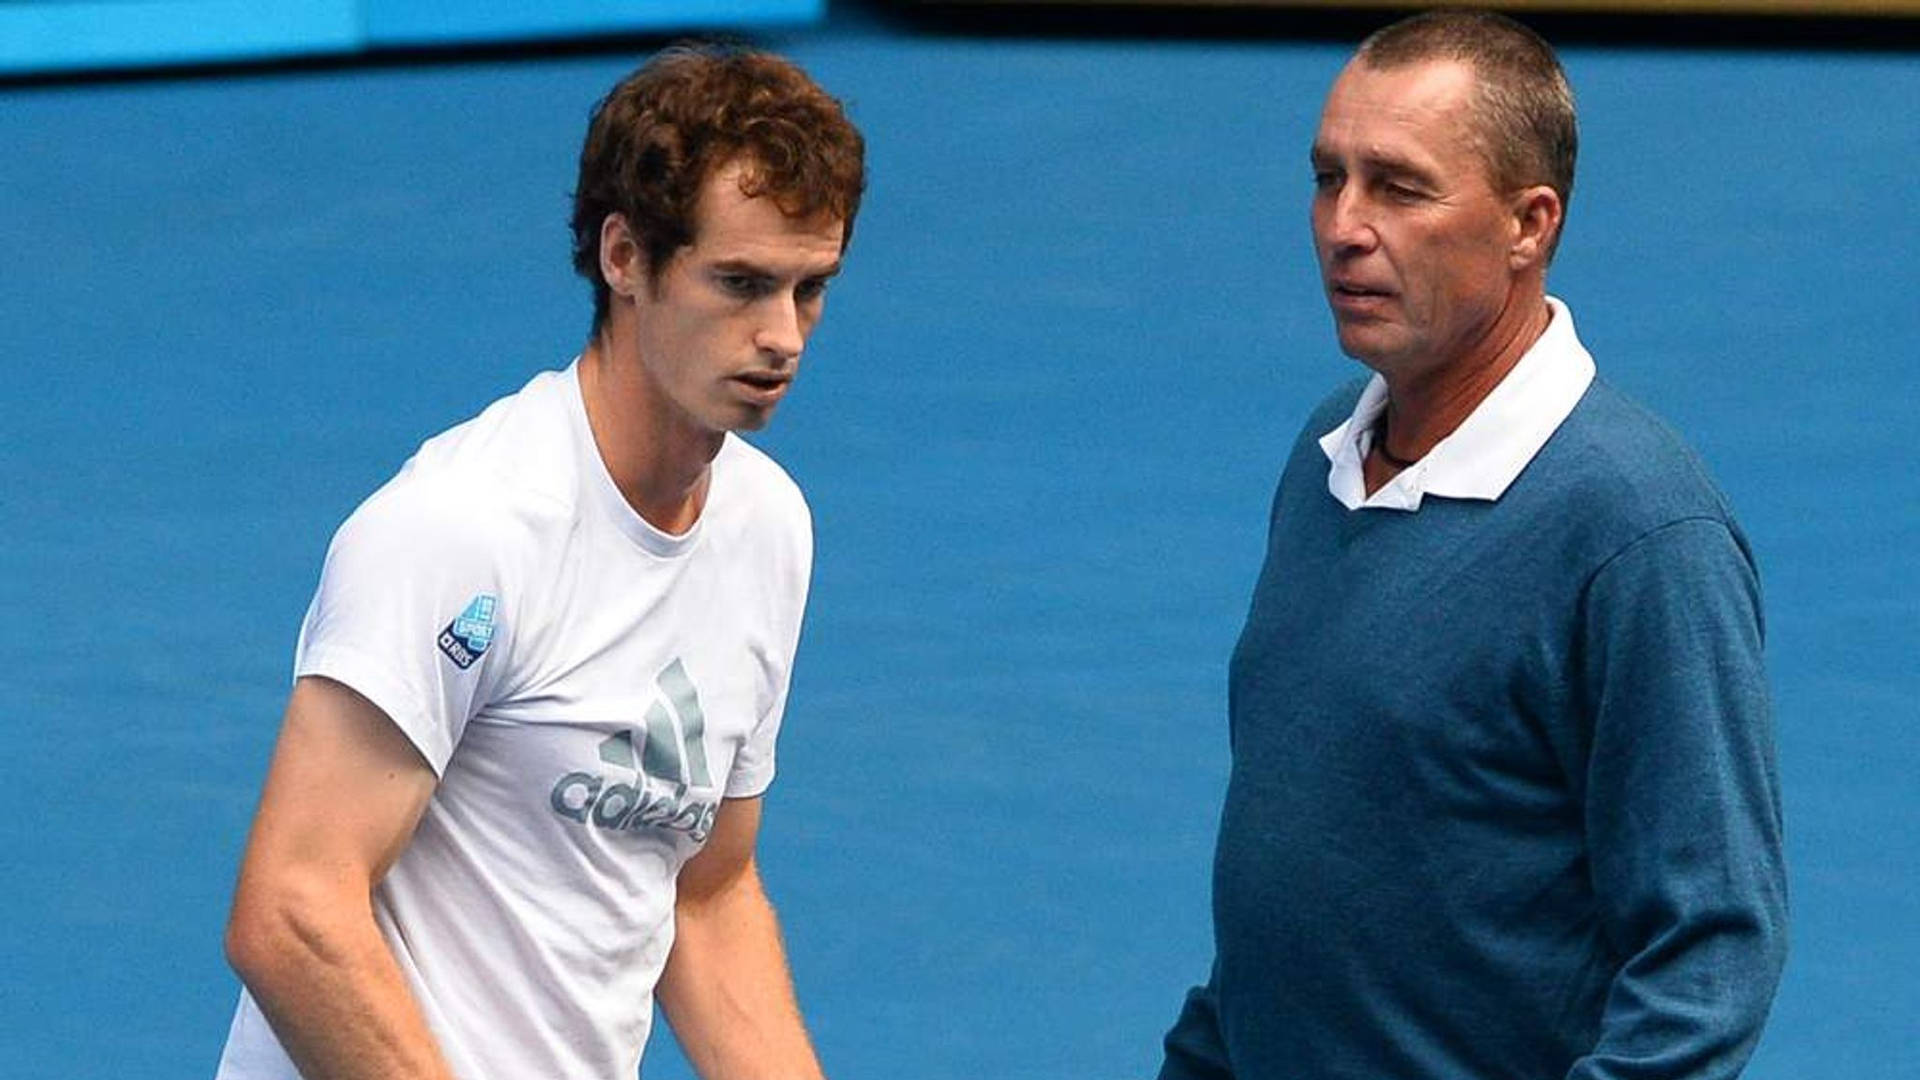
1158, 11, 1787, 1080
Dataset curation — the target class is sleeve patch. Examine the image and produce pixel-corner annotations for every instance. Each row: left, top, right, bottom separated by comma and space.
438, 594, 499, 670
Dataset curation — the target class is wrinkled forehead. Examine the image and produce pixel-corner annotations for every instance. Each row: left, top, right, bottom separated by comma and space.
1313, 58, 1488, 172
1320, 57, 1478, 135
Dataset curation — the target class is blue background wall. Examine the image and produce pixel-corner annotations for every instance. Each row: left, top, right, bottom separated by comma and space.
0, 0, 823, 74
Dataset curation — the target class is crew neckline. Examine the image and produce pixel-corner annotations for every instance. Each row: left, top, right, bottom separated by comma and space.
563, 360, 715, 558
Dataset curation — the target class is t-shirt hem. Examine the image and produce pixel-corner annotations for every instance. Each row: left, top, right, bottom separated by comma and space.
724, 767, 776, 800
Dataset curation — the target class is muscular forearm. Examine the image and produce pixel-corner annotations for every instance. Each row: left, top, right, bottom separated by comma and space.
657, 870, 824, 1080
227, 883, 456, 1080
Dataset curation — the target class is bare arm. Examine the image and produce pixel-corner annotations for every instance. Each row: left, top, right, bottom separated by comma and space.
224, 675, 456, 1080
656, 796, 826, 1080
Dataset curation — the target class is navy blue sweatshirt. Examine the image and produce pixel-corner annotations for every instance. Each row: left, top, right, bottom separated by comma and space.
1161, 378, 1787, 1080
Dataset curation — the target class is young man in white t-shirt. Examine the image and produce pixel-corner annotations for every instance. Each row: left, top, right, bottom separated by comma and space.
215, 46, 865, 1080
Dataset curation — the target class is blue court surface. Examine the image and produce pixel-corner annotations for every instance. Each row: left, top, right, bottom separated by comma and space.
2, 10, 1916, 1079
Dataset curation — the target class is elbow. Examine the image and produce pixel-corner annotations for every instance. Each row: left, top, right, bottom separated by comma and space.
1761, 908, 1789, 996
224, 875, 352, 998
224, 890, 293, 993
1745, 863, 1791, 993
1696, 902, 1791, 1026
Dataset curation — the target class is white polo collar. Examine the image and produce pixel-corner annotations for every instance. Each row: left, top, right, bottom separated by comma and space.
1318, 296, 1596, 512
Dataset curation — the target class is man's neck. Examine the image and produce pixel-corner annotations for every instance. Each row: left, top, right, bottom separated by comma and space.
1364, 292, 1552, 494
578, 334, 723, 535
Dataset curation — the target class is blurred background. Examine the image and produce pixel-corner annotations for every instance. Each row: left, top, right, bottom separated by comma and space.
3, 2, 1916, 1078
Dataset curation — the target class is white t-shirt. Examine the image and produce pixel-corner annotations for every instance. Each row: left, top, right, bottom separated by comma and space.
215, 362, 813, 1080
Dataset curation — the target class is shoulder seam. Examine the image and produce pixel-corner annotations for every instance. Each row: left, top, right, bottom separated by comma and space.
1581, 514, 1739, 594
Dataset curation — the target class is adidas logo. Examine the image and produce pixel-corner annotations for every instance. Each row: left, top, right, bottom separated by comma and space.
597, 657, 712, 790
547, 659, 718, 842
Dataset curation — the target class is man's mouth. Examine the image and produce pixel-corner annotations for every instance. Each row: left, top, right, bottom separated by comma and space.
732, 371, 792, 403
1331, 281, 1391, 298
1328, 281, 1394, 316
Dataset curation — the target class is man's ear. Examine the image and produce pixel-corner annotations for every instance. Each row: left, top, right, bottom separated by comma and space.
599, 212, 646, 301
1509, 185, 1564, 272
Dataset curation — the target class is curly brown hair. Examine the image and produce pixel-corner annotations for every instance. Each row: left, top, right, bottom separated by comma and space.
570, 44, 867, 330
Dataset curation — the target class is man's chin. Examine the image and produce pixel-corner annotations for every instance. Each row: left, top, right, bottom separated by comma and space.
727, 408, 777, 434
1333, 324, 1406, 372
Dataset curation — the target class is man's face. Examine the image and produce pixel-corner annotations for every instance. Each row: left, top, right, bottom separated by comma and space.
1309, 58, 1523, 377
629, 159, 844, 434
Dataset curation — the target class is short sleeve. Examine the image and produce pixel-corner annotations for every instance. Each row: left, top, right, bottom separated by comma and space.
294, 473, 513, 775
722, 480, 813, 799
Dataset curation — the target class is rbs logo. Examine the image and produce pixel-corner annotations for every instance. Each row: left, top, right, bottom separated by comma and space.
438, 595, 497, 670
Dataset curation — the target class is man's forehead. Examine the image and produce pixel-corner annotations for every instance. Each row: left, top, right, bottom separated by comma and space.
689, 160, 844, 258
1314, 58, 1479, 164
699, 159, 836, 220
1322, 58, 1476, 129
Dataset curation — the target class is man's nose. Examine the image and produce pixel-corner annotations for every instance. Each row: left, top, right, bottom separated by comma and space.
1321, 187, 1378, 256
755, 295, 805, 363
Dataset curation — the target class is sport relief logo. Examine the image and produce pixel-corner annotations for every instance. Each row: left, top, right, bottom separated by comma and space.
438, 595, 497, 670
548, 658, 719, 843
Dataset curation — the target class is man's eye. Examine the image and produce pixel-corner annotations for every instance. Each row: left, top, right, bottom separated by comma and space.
795, 279, 829, 302
1312, 169, 1340, 191
1384, 182, 1424, 201
719, 274, 765, 297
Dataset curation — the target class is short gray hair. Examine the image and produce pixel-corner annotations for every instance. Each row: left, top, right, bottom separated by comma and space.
1359, 9, 1577, 250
